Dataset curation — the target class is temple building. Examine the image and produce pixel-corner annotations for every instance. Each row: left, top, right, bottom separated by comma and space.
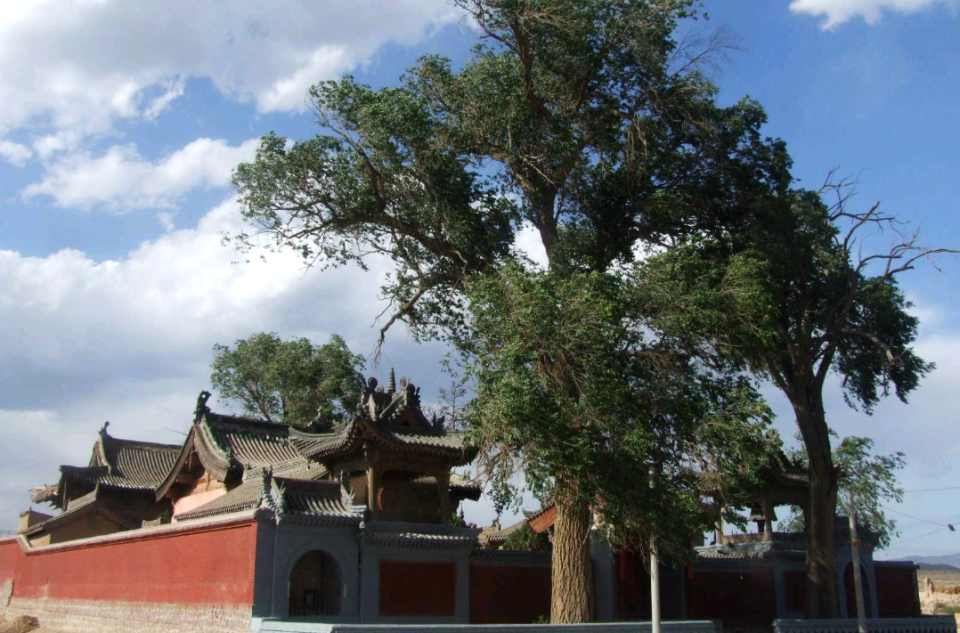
1, 373, 923, 633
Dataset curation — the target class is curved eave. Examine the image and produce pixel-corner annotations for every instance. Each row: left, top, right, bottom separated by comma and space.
193, 417, 236, 482
358, 418, 477, 466
154, 426, 199, 501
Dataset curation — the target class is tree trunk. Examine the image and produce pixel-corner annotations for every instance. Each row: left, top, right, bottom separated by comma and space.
792, 384, 840, 618
805, 456, 839, 618
551, 490, 594, 623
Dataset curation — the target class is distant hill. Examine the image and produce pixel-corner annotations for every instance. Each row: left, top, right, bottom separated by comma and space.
917, 563, 960, 573
890, 552, 960, 568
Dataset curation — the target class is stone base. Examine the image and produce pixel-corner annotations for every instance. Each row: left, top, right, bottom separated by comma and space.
0, 596, 251, 633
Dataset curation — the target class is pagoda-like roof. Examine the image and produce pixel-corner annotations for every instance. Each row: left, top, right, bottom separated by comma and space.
21, 488, 141, 537
32, 423, 181, 508
166, 378, 476, 489
175, 471, 362, 526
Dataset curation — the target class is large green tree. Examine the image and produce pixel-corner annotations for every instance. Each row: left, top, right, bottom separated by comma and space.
211, 332, 364, 428
231, 0, 794, 621
633, 179, 952, 616
464, 265, 777, 619
780, 434, 906, 550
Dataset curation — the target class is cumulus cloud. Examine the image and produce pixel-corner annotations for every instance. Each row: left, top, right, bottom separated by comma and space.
0, 194, 478, 527
0, 139, 32, 166
21, 137, 260, 210
789, 0, 957, 29
0, 0, 461, 154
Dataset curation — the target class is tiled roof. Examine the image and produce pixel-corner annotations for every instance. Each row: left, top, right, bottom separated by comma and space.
479, 517, 526, 547
191, 378, 476, 468
57, 427, 181, 494
176, 472, 362, 525
174, 479, 264, 521
361, 529, 479, 551
23, 489, 139, 536
410, 474, 482, 500
201, 412, 309, 468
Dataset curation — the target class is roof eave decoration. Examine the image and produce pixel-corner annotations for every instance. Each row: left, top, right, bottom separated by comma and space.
194, 414, 238, 482
154, 425, 199, 502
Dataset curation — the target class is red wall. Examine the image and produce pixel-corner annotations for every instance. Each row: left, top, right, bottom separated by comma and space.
0, 539, 18, 581
875, 565, 921, 618
0, 521, 258, 605
469, 565, 550, 624
379, 560, 456, 617
783, 570, 806, 613
686, 569, 777, 626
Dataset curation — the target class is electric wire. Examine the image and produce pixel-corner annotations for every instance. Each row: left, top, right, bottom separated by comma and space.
882, 506, 955, 529
885, 526, 951, 549
903, 485, 960, 493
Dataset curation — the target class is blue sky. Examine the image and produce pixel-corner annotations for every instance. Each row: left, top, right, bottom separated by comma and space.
1, 0, 958, 558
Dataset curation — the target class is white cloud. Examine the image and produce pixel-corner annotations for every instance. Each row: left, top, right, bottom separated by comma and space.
0, 139, 33, 166
513, 221, 550, 269
21, 137, 260, 210
0, 0, 461, 154
789, 0, 957, 29
0, 194, 471, 527
144, 77, 186, 121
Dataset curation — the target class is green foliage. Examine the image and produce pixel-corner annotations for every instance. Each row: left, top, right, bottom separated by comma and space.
463, 264, 777, 560
210, 332, 364, 428
780, 435, 905, 549
501, 523, 553, 553
228, 0, 817, 612
633, 190, 933, 415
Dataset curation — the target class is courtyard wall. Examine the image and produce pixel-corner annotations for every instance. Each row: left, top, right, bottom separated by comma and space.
0, 513, 260, 633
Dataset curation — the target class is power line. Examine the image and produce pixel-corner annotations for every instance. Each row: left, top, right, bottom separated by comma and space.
903, 485, 960, 493
883, 506, 955, 530
886, 526, 951, 549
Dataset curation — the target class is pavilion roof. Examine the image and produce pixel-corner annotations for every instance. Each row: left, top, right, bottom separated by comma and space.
175, 471, 362, 525
32, 424, 181, 507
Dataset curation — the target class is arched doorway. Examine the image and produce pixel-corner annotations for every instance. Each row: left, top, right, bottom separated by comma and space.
289, 550, 341, 617
844, 561, 871, 618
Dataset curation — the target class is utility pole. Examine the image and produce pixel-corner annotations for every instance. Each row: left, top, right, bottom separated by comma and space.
847, 490, 867, 633
649, 464, 661, 633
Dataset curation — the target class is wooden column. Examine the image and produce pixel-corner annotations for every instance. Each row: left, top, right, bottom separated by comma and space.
436, 470, 451, 524
366, 466, 380, 517
762, 497, 775, 540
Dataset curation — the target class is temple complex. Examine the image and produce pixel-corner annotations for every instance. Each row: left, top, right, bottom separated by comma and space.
0, 373, 923, 633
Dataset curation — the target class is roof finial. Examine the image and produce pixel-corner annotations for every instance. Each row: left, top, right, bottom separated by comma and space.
387, 368, 396, 394
100, 421, 110, 436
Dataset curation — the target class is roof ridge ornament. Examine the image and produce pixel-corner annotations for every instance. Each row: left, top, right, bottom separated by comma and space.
387, 369, 396, 394
195, 390, 212, 423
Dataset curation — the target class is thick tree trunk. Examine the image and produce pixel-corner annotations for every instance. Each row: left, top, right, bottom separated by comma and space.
551, 490, 594, 623
791, 384, 840, 618
805, 460, 839, 618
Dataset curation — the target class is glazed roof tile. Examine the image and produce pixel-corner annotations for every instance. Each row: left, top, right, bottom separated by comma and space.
361, 530, 478, 550
174, 479, 264, 521
23, 489, 140, 536
479, 517, 526, 546
58, 429, 180, 493
176, 473, 361, 524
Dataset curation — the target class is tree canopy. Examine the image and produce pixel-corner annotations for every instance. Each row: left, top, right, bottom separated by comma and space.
229, 0, 862, 621
211, 332, 365, 429
632, 176, 948, 615
780, 434, 906, 550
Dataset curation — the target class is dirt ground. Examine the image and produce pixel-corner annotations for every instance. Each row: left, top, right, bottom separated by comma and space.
919, 568, 960, 615
0, 616, 57, 633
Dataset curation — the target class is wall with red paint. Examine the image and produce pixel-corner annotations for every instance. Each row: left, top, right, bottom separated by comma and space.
469, 565, 550, 624
875, 564, 921, 618
686, 569, 777, 627
0, 521, 258, 606
378, 560, 456, 617
0, 539, 18, 581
